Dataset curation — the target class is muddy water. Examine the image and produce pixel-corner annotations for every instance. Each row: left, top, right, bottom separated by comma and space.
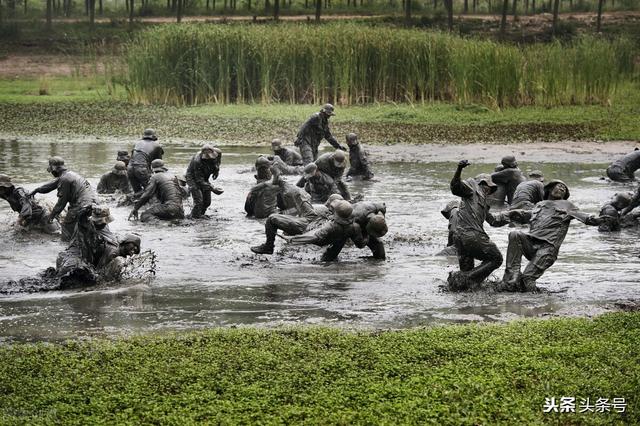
0, 137, 639, 342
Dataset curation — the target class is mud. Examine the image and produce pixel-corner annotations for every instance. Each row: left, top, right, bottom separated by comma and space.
0, 136, 639, 342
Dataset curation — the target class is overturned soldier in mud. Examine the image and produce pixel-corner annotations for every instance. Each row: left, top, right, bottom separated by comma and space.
185, 144, 224, 219
448, 160, 520, 291
489, 155, 525, 206
0, 174, 60, 234
620, 183, 640, 225
499, 180, 602, 292
129, 159, 185, 222
245, 159, 283, 219
315, 150, 351, 200
606, 148, 640, 182
436, 200, 459, 257
127, 128, 164, 194
351, 201, 388, 259
57, 205, 141, 287
295, 103, 347, 165
345, 133, 374, 181
598, 192, 633, 232
510, 171, 544, 210
97, 161, 131, 195
30, 156, 98, 241
296, 163, 340, 203
271, 138, 303, 166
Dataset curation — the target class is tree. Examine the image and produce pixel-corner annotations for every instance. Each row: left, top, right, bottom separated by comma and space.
273, 0, 279, 19
551, 0, 559, 35
445, 0, 453, 30
176, 0, 182, 22
315, 0, 320, 21
89, 0, 95, 29
596, 0, 604, 32
129, 0, 134, 26
46, 0, 52, 30
500, 0, 508, 37
405, 0, 411, 25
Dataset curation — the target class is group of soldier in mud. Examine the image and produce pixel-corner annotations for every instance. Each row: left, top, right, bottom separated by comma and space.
2, 102, 640, 293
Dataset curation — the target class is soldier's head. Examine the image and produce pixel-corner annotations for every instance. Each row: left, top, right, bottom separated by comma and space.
332, 150, 347, 169
611, 192, 632, 210
271, 139, 283, 153
0, 174, 14, 196
90, 205, 114, 230
113, 161, 127, 176
177, 175, 187, 187
346, 133, 358, 146
529, 170, 544, 182
303, 163, 319, 180
119, 233, 141, 257
366, 213, 388, 238
47, 156, 67, 177
201, 144, 219, 161
151, 159, 168, 173
325, 193, 344, 211
334, 200, 353, 220
142, 128, 157, 141
544, 180, 570, 200
255, 156, 272, 181
320, 103, 336, 117
116, 150, 130, 166
501, 155, 518, 169
440, 200, 459, 220
474, 173, 498, 195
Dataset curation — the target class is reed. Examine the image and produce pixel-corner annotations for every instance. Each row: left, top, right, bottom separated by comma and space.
125, 24, 637, 107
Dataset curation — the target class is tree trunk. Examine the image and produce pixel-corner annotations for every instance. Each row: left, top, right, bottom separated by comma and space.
177, 0, 182, 21
552, 0, 559, 34
464, 0, 468, 13
1, 0, 4, 26
46, 0, 52, 29
84, 0, 88, 15
89, 0, 95, 28
596, 0, 603, 32
500, 0, 508, 36
24, 0, 27, 15
315, 0, 320, 20
273, 0, 279, 19
511, 0, 516, 16
99, 0, 102, 14
433, 0, 437, 9
531, 0, 534, 12
445, 0, 453, 30
129, 0, 134, 26
405, 0, 411, 24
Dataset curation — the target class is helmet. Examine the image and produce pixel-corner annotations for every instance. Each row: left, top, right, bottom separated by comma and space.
320, 103, 335, 116
333, 150, 347, 168
543, 180, 570, 200
113, 161, 127, 175
346, 133, 358, 145
91, 205, 114, 225
271, 139, 282, 151
334, 200, 353, 219
325, 193, 344, 209
474, 173, 497, 193
119, 234, 141, 255
151, 159, 167, 173
611, 192, 632, 210
116, 150, 130, 161
303, 163, 318, 179
201, 144, 219, 160
529, 170, 544, 181
0, 174, 13, 188
47, 156, 66, 173
142, 128, 157, 141
366, 214, 388, 238
255, 156, 271, 168
440, 200, 459, 220
501, 155, 517, 168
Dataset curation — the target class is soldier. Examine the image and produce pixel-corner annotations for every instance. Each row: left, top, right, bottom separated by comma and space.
185, 144, 224, 219
116, 150, 130, 167
270, 155, 304, 176
296, 163, 340, 203
315, 150, 351, 200
510, 170, 544, 210
129, 159, 185, 222
500, 180, 602, 292
598, 192, 632, 232
271, 139, 303, 166
295, 104, 347, 164
351, 201, 388, 259
29, 157, 97, 241
0, 174, 59, 234
606, 148, 640, 182
436, 200, 459, 256
245, 165, 282, 219
345, 133, 374, 180
490, 155, 526, 205
127, 128, 164, 193
448, 161, 516, 290
97, 161, 131, 194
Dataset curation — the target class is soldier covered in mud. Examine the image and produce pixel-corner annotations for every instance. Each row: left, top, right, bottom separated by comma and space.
295, 103, 347, 165
598, 192, 633, 232
510, 171, 544, 210
271, 138, 303, 166
0, 174, 59, 234
97, 161, 131, 194
129, 159, 185, 222
500, 180, 602, 292
30, 156, 98, 241
351, 201, 388, 259
490, 155, 525, 206
436, 200, 459, 256
606, 148, 640, 182
345, 133, 374, 181
128, 129, 164, 193
185, 144, 224, 219
448, 160, 518, 291
245, 159, 282, 219
116, 150, 131, 167
296, 163, 340, 203
620, 184, 640, 223
57, 205, 141, 287
315, 150, 351, 200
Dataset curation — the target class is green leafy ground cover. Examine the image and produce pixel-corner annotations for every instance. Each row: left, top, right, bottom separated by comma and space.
1, 78, 638, 143
0, 313, 638, 424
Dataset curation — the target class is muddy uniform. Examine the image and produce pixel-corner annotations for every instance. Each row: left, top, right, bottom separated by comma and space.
598, 193, 633, 232
491, 168, 525, 205
503, 200, 599, 291
275, 146, 303, 166
347, 143, 373, 180
245, 175, 281, 219
315, 153, 351, 200
271, 156, 304, 176
185, 152, 221, 218
0, 186, 57, 233
351, 201, 387, 259
510, 180, 544, 210
451, 177, 509, 283
436, 202, 459, 256
128, 139, 164, 193
296, 171, 340, 204
134, 172, 184, 222
295, 113, 343, 164
97, 171, 131, 194
32, 170, 97, 241
607, 150, 640, 182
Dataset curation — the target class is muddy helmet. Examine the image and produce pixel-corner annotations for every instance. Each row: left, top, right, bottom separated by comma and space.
113, 161, 127, 175
0, 174, 13, 189
333, 150, 347, 168
366, 214, 388, 238
201, 144, 218, 160
117, 150, 130, 161
474, 173, 498, 194
320, 103, 336, 116
501, 155, 517, 168
334, 200, 353, 219
325, 193, 344, 209
142, 128, 157, 141
346, 133, 358, 145
271, 139, 283, 151
119, 234, 141, 255
151, 159, 167, 173
303, 163, 318, 179
91, 205, 114, 225
440, 200, 459, 220
47, 156, 66, 173
611, 192, 633, 210
543, 179, 570, 200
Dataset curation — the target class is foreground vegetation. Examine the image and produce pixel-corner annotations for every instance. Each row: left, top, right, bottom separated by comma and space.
0, 313, 638, 423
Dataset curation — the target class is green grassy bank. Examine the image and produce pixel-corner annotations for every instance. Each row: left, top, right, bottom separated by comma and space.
1, 78, 639, 143
1, 313, 638, 424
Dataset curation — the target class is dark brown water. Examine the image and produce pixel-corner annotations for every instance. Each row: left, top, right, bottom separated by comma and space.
0, 137, 639, 342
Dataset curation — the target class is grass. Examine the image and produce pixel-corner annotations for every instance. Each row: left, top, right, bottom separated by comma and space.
0, 78, 638, 143
0, 312, 638, 423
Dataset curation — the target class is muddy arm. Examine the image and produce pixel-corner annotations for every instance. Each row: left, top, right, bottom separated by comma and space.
450, 162, 473, 198
49, 179, 72, 220
31, 178, 59, 195
133, 178, 157, 210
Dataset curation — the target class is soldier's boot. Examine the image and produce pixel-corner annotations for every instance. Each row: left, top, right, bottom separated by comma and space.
251, 243, 274, 255
251, 218, 278, 254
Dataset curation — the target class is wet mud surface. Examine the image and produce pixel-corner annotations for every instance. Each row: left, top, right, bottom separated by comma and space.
0, 137, 639, 342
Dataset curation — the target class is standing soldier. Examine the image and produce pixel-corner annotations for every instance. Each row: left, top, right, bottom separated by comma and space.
295, 104, 347, 165
345, 133, 374, 180
29, 157, 97, 241
127, 128, 164, 194
185, 144, 224, 219
129, 159, 185, 222
97, 161, 131, 194
271, 139, 303, 166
